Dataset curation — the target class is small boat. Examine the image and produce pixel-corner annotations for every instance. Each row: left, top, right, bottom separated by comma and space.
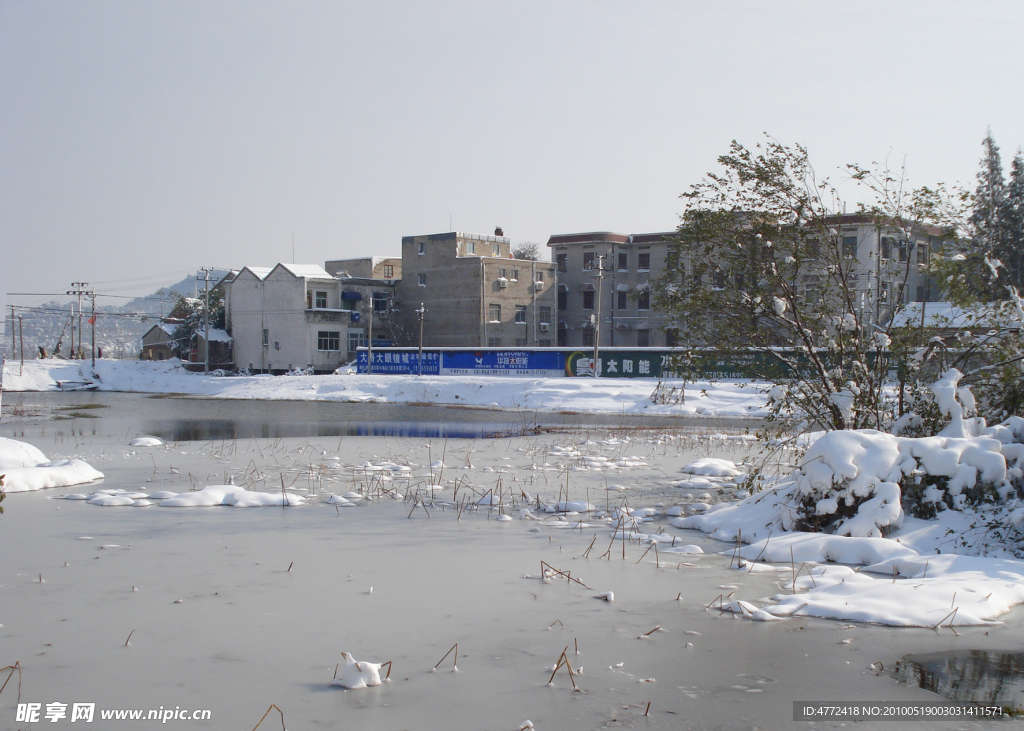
56, 380, 99, 391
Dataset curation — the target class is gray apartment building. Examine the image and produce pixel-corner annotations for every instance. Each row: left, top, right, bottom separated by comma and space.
548, 231, 677, 348
397, 231, 557, 348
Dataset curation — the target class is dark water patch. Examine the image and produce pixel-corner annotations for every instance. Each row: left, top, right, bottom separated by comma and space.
140, 419, 531, 441
894, 649, 1024, 713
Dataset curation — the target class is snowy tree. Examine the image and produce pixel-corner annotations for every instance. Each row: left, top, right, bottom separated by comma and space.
512, 243, 542, 260
654, 137, 947, 433
168, 291, 225, 360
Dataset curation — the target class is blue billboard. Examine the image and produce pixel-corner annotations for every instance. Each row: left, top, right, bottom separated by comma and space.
439, 350, 564, 376
357, 349, 440, 375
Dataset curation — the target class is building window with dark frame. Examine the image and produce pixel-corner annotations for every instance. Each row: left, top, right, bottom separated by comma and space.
383, 264, 395, 278
418, 273, 426, 286
582, 329, 594, 347
637, 329, 650, 347
582, 290, 595, 309
515, 337, 527, 347
372, 292, 388, 312
618, 252, 628, 271
317, 331, 341, 351
314, 291, 328, 309
842, 236, 858, 259
418, 241, 426, 255
617, 290, 628, 310
488, 337, 501, 347
515, 305, 527, 324
557, 323, 568, 347
638, 253, 650, 271
538, 306, 551, 323
638, 290, 650, 310
583, 252, 595, 270
556, 253, 568, 273
262, 329, 269, 346
489, 303, 501, 322
557, 285, 568, 311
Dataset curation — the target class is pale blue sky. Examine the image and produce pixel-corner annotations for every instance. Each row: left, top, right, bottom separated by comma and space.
2, 1, 1023, 322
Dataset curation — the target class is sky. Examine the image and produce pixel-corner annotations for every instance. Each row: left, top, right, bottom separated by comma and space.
3, 0, 1024, 331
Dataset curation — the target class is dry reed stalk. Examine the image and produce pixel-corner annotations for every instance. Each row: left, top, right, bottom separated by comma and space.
548, 620, 564, 629
251, 703, 285, 731
636, 544, 654, 565
637, 625, 662, 639
0, 661, 22, 704
434, 643, 458, 670
124, 630, 135, 647
381, 660, 392, 680
645, 702, 651, 716
582, 535, 597, 559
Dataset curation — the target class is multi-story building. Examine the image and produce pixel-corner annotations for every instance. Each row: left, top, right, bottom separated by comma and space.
226, 263, 350, 373
549, 219, 944, 348
548, 231, 677, 348
324, 256, 402, 281
396, 231, 557, 348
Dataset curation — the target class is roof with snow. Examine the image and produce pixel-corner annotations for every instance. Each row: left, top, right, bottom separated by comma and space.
891, 301, 1024, 330
275, 263, 334, 280
199, 328, 232, 343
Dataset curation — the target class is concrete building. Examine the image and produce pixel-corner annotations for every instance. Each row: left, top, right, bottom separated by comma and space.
396, 232, 557, 348
226, 263, 351, 374
548, 219, 944, 348
324, 256, 402, 281
548, 231, 677, 348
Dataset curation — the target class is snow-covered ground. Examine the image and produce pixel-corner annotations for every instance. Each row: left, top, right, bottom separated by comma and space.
2, 358, 771, 417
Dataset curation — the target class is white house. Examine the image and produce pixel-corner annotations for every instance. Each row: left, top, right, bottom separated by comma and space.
225, 263, 351, 374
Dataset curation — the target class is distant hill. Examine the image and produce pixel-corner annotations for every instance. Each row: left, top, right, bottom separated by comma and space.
5, 270, 229, 359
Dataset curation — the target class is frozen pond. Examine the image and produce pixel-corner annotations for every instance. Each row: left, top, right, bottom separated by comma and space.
0, 395, 1020, 729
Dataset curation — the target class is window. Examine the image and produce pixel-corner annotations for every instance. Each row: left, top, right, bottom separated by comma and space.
665, 329, 679, 347
489, 303, 501, 322
306, 291, 313, 309
372, 292, 388, 313
510, 269, 519, 281
498, 268, 508, 279
538, 306, 551, 323
488, 337, 501, 347
617, 290, 627, 310
618, 252, 628, 271
515, 338, 527, 347
383, 264, 395, 278
418, 273, 426, 286
557, 285, 567, 311
418, 241, 425, 255
467, 242, 476, 254
638, 290, 650, 310
880, 237, 894, 260
262, 329, 269, 346
492, 244, 500, 256
713, 270, 725, 288
916, 242, 929, 265
583, 252, 595, 270
842, 236, 858, 259
539, 339, 552, 347
536, 270, 544, 281
582, 329, 594, 347
515, 305, 527, 323
317, 331, 340, 351
556, 254, 568, 273
557, 322, 568, 347
315, 291, 328, 309
582, 290, 595, 309
637, 329, 650, 347
638, 253, 650, 271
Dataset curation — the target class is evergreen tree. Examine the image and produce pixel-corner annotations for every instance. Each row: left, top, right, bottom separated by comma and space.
999, 150, 1024, 293
967, 131, 1006, 299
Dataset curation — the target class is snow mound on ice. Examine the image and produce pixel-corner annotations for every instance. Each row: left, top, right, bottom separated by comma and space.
160, 485, 306, 507
332, 652, 383, 689
129, 436, 164, 447
0, 437, 104, 493
681, 458, 743, 477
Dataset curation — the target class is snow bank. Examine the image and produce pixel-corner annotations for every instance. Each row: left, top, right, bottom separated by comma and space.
681, 458, 744, 477
2, 359, 771, 417
0, 437, 104, 493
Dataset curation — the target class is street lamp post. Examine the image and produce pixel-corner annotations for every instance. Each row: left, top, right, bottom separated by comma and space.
416, 303, 427, 376
592, 255, 606, 377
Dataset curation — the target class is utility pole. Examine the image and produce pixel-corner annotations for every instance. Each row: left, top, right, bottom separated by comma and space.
18, 314, 24, 375
90, 291, 96, 366
416, 303, 427, 376
367, 294, 374, 376
198, 268, 213, 374
592, 255, 606, 377
67, 282, 89, 359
